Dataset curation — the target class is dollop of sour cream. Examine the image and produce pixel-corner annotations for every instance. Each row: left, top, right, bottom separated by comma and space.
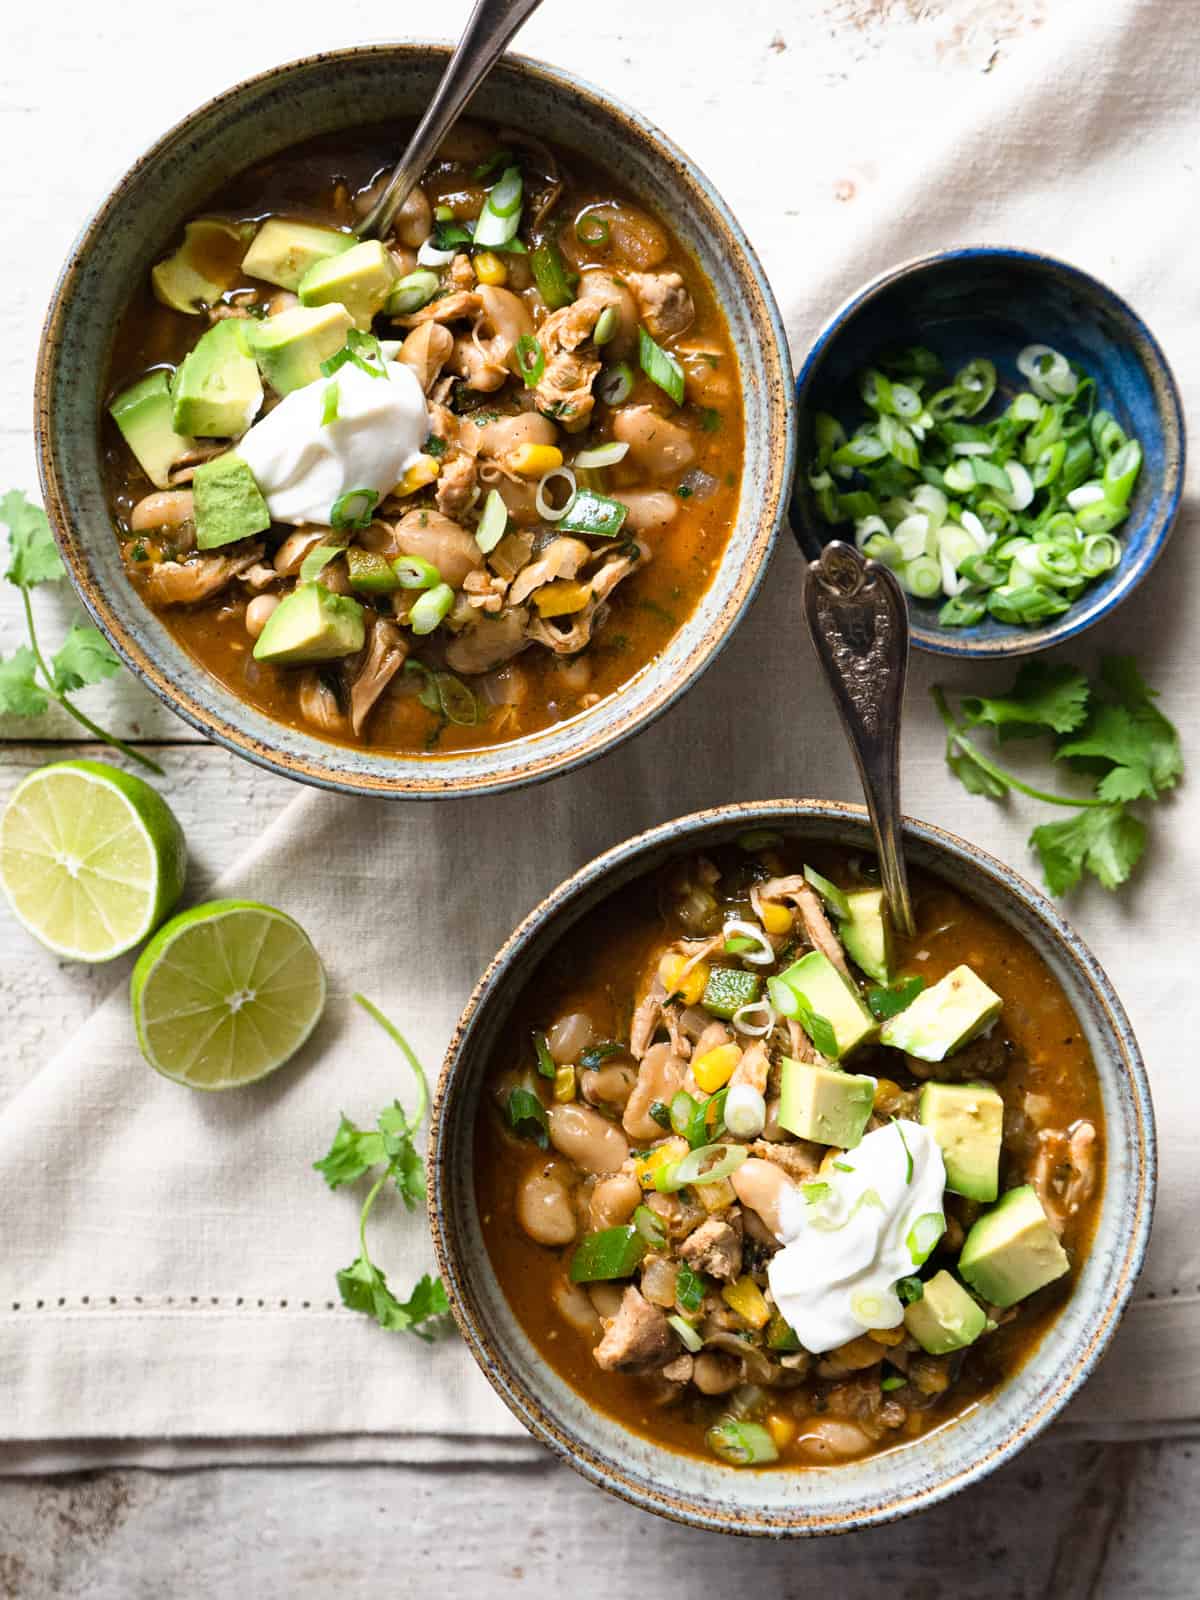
767, 1120, 947, 1354
237, 360, 430, 526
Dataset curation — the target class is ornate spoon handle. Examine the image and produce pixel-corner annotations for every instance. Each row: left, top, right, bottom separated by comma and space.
802, 540, 915, 938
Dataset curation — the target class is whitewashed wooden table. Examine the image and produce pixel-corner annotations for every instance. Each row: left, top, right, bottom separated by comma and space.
2, 1, 1197, 1591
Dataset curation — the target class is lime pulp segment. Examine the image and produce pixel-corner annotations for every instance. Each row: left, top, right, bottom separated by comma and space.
132, 900, 326, 1089
0, 760, 185, 961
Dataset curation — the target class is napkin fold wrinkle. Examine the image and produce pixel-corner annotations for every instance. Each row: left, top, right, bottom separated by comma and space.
5, 0, 1200, 1470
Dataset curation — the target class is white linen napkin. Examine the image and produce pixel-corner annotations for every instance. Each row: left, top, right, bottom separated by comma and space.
2, 0, 1199, 1467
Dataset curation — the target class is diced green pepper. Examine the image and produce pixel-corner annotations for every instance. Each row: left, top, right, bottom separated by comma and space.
344, 547, 401, 593
702, 966, 763, 1020
568, 1225, 647, 1283
765, 1310, 802, 1352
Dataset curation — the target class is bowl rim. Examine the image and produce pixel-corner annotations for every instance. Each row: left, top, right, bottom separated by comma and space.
791, 243, 1186, 659
33, 41, 797, 799
428, 797, 1156, 1536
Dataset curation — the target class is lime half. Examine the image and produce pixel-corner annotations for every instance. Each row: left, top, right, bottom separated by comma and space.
0, 759, 186, 961
131, 899, 326, 1090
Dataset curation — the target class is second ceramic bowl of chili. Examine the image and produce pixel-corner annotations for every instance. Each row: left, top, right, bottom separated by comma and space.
429, 800, 1154, 1536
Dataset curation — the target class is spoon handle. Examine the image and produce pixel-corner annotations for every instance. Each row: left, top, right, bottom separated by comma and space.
355, 0, 545, 241
802, 540, 915, 938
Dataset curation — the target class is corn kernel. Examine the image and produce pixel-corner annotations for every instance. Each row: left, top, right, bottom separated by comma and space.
693, 1042, 741, 1093
635, 1136, 689, 1190
657, 953, 709, 1007
873, 1077, 903, 1112
760, 901, 793, 936
721, 1274, 771, 1329
533, 579, 591, 618
393, 453, 440, 496
507, 443, 564, 478
472, 250, 508, 286
868, 1326, 906, 1347
553, 1064, 576, 1103
766, 1413, 797, 1450
694, 1176, 736, 1213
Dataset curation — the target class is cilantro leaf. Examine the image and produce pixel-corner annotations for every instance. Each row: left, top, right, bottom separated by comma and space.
1057, 706, 1157, 800
0, 646, 49, 717
867, 977, 925, 1020
947, 742, 1009, 799
1030, 805, 1147, 895
961, 662, 1090, 740
50, 623, 122, 694
313, 1115, 386, 1188
1100, 655, 1183, 794
2, 490, 65, 589
320, 996, 450, 1342
795, 998, 840, 1061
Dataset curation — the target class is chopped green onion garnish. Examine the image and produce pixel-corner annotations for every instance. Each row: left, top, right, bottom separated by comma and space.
881, 1375, 907, 1391
593, 306, 619, 346
573, 440, 628, 470
598, 361, 634, 406
666, 1314, 703, 1354
321, 382, 339, 427
393, 555, 442, 590
576, 211, 611, 246
516, 335, 545, 389
705, 1421, 778, 1467
530, 238, 577, 310
475, 489, 508, 554
299, 544, 343, 582
388, 269, 440, 317
472, 165, 523, 248
905, 1212, 945, 1266
675, 1263, 705, 1313
330, 488, 379, 531
654, 1141, 747, 1194
533, 1031, 556, 1079
506, 1086, 548, 1148
408, 582, 454, 636
321, 328, 388, 381
638, 328, 684, 406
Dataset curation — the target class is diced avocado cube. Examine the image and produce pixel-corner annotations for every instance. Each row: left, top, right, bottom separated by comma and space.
701, 966, 762, 1020
192, 453, 271, 551
778, 1056, 876, 1149
958, 1185, 1070, 1308
345, 547, 402, 594
246, 303, 355, 395
170, 320, 263, 439
879, 963, 1002, 1064
920, 1080, 1004, 1201
253, 584, 365, 664
904, 1270, 987, 1355
242, 219, 356, 292
298, 240, 398, 330
151, 219, 254, 315
841, 887, 893, 984
109, 372, 195, 490
777, 950, 879, 1061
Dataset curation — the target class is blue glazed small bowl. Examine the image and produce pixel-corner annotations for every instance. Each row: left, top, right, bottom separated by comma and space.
791, 247, 1185, 658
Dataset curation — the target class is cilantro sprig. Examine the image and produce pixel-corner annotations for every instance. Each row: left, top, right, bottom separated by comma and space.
934, 657, 1182, 894
314, 994, 450, 1340
0, 490, 160, 773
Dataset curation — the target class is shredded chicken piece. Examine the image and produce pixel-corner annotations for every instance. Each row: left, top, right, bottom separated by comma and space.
750, 1138, 822, 1182
462, 569, 508, 614
1030, 1119, 1098, 1235
752, 875, 852, 980
397, 289, 482, 327
730, 1040, 769, 1093
349, 620, 409, 737
532, 300, 603, 433
677, 1217, 742, 1282
507, 537, 591, 605
144, 544, 264, 606
297, 670, 345, 735
624, 270, 695, 341
524, 601, 601, 654
593, 1286, 674, 1373
630, 978, 667, 1060
449, 252, 475, 291
240, 562, 280, 593
435, 453, 478, 519
443, 605, 530, 674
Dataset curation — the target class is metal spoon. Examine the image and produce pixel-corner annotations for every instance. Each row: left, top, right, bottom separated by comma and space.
802, 540, 915, 937
355, 0, 545, 242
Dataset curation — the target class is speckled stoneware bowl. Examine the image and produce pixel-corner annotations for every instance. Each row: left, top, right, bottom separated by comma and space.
429, 800, 1155, 1537
791, 247, 1185, 658
35, 45, 795, 798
